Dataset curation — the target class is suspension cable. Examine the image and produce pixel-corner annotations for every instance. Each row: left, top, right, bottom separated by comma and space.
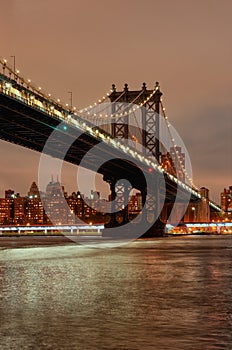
160, 100, 198, 189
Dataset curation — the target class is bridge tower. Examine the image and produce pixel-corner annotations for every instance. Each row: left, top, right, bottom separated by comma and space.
104, 83, 165, 237
109, 82, 162, 161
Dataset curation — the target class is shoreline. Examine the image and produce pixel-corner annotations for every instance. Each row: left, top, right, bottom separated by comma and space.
0, 235, 77, 249
0, 233, 231, 250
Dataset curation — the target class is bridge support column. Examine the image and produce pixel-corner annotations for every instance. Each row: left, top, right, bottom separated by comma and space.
104, 177, 131, 228
105, 177, 117, 227
139, 179, 165, 237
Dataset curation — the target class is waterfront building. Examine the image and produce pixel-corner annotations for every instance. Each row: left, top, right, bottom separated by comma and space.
221, 186, 232, 212
66, 191, 85, 223
14, 197, 27, 225
221, 186, 232, 220
44, 179, 69, 225
26, 182, 45, 225
0, 198, 13, 224
184, 187, 210, 222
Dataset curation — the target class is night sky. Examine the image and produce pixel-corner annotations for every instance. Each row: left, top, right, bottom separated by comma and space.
1, 0, 231, 202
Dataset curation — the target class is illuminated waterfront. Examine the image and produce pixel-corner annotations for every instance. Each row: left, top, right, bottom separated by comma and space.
1, 235, 232, 349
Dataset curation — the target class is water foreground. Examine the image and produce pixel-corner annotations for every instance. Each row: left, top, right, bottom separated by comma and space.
1, 235, 232, 349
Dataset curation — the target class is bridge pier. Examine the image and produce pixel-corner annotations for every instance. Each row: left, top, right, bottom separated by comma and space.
103, 175, 166, 238
138, 180, 166, 237
104, 176, 131, 229
138, 217, 166, 238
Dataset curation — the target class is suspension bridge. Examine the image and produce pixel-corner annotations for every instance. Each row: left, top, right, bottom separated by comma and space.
0, 58, 221, 237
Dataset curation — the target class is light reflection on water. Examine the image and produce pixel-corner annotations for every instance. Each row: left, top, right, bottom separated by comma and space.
1, 236, 232, 349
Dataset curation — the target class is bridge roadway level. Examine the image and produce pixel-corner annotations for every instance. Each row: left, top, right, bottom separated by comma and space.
0, 91, 197, 237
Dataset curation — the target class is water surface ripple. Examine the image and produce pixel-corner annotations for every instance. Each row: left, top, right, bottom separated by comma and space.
1, 235, 232, 349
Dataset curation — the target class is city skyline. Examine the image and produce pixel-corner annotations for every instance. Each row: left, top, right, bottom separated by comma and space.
0, 178, 227, 227
0, 178, 143, 226
1, 0, 232, 202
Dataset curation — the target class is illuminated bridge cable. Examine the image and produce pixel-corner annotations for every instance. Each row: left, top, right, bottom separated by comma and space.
0, 58, 75, 113
161, 101, 192, 185
81, 87, 145, 119
81, 87, 157, 123
78, 89, 148, 145
160, 100, 198, 189
79, 89, 125, 114
80, 89, 126, 123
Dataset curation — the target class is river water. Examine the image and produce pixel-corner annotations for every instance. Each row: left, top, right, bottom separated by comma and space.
1, 235, 232, 349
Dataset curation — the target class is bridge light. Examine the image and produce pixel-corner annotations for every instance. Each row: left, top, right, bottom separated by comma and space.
148, 167, 153, 173
63, 125, 67, 131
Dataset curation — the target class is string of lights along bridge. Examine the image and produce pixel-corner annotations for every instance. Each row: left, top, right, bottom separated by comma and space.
0, 57, 221, 218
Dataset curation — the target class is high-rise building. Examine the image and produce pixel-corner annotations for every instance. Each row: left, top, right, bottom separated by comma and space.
28, 181, 40, 197
26, 182, 45, 225
66, 191, 85, 223
14, 197, 27, 225
221, 186, 232, 212
184, 187, 210, 222
90, 190, 100, 200
160, 152, 175, 176
0, 198, 13, 224
170, 146, 185, 181
44, 179, 69, 224
199, 187, 210, 222
27, 198, 44, 224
